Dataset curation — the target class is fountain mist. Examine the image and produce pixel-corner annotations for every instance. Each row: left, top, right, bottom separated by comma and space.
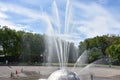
45, 0, 73, 69
43, 0, 89, 80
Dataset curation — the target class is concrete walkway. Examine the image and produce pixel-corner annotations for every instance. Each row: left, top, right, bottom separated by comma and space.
0, 66, 119, 80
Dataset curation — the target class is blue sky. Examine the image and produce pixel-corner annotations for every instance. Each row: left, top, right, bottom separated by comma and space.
0, 0, 120, 45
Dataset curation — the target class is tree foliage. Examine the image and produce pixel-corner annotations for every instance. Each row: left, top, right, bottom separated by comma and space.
0, 26, 21, 58
0, 26, 76, 64
79, 35, 120, 65
105, 44, 120, 64
0, 26, 45, 63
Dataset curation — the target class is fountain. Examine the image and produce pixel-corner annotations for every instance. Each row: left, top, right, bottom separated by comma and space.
40, 0, 93, 80
48, 69, 80, 80
0, 0, 119, 80
37, 0, 120, 79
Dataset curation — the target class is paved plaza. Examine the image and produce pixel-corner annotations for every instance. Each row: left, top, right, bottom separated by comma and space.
0, 66, 119, 80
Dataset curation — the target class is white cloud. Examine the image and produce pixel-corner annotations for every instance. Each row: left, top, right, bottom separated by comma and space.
0, 6, 8, 12
0, 12, 8, 19
0, 19, 29, 31
0, 2, 53, 33
0, 5, 31, 30
71, 2, 120, 38
0, 2, 39, 19
0, 2, 38, 30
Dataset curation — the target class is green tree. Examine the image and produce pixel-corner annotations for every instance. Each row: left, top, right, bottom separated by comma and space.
20, 32, 45, 63
88, 48, 102, 63
0, 26, 21, 62
105, 44, 120, 64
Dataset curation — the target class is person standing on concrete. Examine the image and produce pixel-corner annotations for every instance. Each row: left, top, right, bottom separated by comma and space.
91, 74, 93, 80
6, 60, 8, 65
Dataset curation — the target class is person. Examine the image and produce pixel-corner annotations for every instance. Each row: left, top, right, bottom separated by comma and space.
16, 70, 18, 74
10, 72, 13, 78
21, 68, 23, 72
90, 74, 93, 80
6, 60, 8, 65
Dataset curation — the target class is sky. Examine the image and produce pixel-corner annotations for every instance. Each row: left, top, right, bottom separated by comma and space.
0, 0, 120, 45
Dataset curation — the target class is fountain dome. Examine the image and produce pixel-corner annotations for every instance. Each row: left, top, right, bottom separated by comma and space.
48, 69, 80, 80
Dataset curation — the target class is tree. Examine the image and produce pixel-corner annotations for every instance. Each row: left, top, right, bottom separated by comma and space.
105, 44, 120, 64
19, 32, 45, 63
88, 48, 102, 63
69, 43, 78, 63
1, 27, 19, 55
79, 35, 120, 64
0, 26, 46, 63
0, 26, 22, 62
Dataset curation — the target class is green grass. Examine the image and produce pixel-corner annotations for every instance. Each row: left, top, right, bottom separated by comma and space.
49, 63, 120, 69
